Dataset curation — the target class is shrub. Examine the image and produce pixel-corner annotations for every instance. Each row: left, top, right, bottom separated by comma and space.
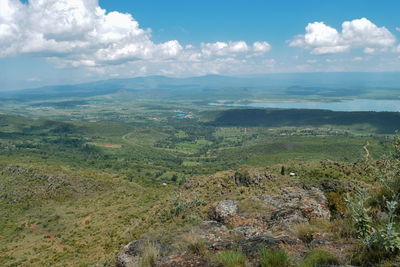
171, 192, 203, 216
345, 188, 373, 240
138, 242, 160, 267
377, 200, 400, 252
326, 191, 347, 217
259, 247, 291, 267
216, 250, 246, 267
300, 249, 341, 267
352, 200, 400, 265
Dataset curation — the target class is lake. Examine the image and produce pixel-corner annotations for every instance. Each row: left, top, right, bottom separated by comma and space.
210, 99, 400, 112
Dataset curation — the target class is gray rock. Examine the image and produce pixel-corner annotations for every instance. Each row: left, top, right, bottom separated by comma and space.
198, 221, 231, 242
269, 208, 308, 226
210, 235, 296, 256
208, 200, 238, 223
262, 186, 330, 228
234, 170, 275, 186
116, 239, 143, 267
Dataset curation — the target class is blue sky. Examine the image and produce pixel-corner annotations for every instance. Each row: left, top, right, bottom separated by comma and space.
100, 0, 400, 45
1, 0, 400, 90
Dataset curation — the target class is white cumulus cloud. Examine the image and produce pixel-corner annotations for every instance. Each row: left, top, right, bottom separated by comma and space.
0, 0, 272, 75
290, 18, 396, 55
200, 41, 271, 57
0, 0, 182, 64
253, 41, 272, 53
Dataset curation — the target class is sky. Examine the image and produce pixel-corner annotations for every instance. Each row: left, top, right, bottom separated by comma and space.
1, 0, 400, 90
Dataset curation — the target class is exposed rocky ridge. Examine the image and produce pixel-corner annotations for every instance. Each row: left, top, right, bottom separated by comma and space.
117, 168, 348, 266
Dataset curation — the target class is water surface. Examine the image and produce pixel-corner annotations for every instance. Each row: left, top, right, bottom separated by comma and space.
210, 99, 400, 112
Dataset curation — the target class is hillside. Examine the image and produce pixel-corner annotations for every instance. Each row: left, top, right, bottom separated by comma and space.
0, 106, 399, 266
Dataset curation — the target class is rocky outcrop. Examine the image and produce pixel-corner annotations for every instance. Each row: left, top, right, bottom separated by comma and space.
197, 221, 231, 242
117, 185, 332, 266
262, 186, 330, 228
116, 239, 143, 267
210, 235, 297, 256
234, 170, 275, 186
208, 200, 238, 223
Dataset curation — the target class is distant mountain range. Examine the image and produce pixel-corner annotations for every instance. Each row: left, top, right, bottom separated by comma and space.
2, 72, 400, 101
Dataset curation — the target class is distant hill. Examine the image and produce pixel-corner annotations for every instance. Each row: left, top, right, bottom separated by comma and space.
206, 108, 400, 134
1, 72, 400, 101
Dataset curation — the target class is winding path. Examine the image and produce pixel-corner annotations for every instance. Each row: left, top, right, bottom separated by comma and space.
363, 141, 370, 162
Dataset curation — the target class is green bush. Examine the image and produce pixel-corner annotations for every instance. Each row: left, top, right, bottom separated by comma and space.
300, 249, 341, 267
259, 247, 291, 267
216, 250, 246, 267
171, 192, 203, 216
345, 188, 373, 240
326, 191, 347, 217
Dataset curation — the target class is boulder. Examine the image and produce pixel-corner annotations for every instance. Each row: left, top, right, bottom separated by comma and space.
208, 200, 238, 223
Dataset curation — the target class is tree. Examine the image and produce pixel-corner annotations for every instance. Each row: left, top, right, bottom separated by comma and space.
280, 166, 285, 176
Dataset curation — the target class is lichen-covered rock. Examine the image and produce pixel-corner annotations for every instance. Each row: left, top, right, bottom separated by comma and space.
262, 186, 331, 228
210, 235, 298, 256
234, 170, 275, 186
116, 239, 143, 267
208, 200, 238, 223
269, 208, 308, 226
198, 221, 231, 242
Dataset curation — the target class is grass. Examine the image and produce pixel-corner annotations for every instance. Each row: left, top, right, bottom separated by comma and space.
329, 218, 356, 239
294, 223, 318, 244
299, 249, 341, 267
237, 198, 269, 213
138, 242, 160, 267
259, 247, 291, 267
0, 162, 174, 266
216, 250, 247, 267
181, 232, 207, 255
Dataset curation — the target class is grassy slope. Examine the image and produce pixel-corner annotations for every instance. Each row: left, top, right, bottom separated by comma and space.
0, 161, 174, 266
